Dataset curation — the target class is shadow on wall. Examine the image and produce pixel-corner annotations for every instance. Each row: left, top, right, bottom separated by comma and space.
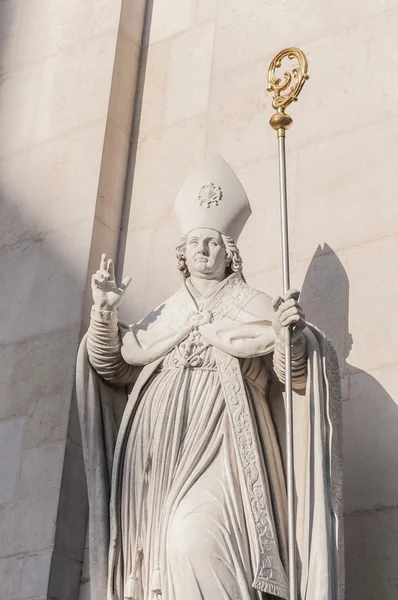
0, 193, 89, 599
301, 244, 398, 599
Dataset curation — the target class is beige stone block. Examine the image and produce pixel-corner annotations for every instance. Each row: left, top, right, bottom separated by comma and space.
294, 116, 398, 262
194, 0, 218, 24
21, 551, 52, 599
292, 11, 398, 149
128, 115, 206, 231
206, 57, 274, 170
0, 555, 24, 599
0, 123, 105, 244
108, 31, 141, 134
33, 33, 118, 145
246, 268, 283, 300
0, 149, 43, 250
144, 219, 182, 315
119, 0, 147, 45
139, 39, 171, 141
164, 22, 215, 126
0, 62, 43, 158
19, 443, 65, 500
0, 218, 93, 344
149, 0, 195, 44
96, 124, 130, 234
237, 151, 298, 275
214, 0, 398, 75
344, 363, 398, 513
0, 0, 24, 72
344, 234, 398, 372
23, 391, 73, 450
119, 229, 152, 324
0, 418, 25, 505
0, 329, 79, 447
28, 125, 104, 233
13, 0, 120, 66
345, 508, 398, 600
0, 494, 57, 556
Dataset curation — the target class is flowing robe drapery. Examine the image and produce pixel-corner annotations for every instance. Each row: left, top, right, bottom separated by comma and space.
76, 273, 344, 600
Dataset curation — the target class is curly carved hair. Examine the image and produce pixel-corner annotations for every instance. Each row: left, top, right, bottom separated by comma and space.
176, 233, 243, 278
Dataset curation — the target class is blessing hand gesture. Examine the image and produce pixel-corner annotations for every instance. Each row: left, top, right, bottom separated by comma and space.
91, 253, 132, 311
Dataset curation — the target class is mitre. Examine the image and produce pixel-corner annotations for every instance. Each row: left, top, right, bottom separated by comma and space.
174, 155, 251, 241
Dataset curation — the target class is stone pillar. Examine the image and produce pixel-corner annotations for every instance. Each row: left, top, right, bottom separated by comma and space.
0, 1, 146, 598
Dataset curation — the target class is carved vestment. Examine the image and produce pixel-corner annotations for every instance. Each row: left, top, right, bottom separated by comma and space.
76, 273, 343, 600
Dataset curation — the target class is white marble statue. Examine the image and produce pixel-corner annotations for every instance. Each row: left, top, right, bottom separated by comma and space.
76, 156, 343, 600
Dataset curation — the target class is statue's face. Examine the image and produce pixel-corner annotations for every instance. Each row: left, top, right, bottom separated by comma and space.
185, 228, 228, 279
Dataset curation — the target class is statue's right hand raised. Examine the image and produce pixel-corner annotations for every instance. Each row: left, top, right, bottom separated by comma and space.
91, 253, 132, 311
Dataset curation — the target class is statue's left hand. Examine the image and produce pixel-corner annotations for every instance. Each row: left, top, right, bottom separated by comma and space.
272, 289, 306, 343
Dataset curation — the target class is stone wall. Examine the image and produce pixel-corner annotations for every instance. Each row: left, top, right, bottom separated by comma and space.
0, 0, 145, 598
120, 1, 398, 599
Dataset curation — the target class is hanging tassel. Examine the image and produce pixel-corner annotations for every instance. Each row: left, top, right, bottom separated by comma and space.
151, 566, 162, 599
124, 573, 139, 600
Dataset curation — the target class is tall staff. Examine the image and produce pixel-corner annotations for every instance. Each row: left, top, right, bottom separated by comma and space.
267, 48, 309, 600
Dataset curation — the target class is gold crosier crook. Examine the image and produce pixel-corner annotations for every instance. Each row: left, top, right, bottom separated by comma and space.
267, 48, 309, 600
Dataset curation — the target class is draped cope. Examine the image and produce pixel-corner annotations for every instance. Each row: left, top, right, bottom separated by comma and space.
76, 273, 343, 600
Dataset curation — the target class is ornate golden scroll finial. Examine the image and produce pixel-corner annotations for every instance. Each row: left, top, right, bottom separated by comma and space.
267, 47, 309, 137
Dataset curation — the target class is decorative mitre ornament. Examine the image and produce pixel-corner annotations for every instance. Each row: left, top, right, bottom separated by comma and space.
174, 155, 252, 241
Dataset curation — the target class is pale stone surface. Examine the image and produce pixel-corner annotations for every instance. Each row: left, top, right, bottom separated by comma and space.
345, 508, 398, 600
128, 115, 206, 231
344, 234, 398, 372
0, 419, 25, 505
33, 33, 118, 146
344, 363, 398, 513
164, 22, 215, 126
0, 494, 57, 556
0, 218, 94, 345
0, 123, 105, 245
139, 38, 171, 140
107, 31, 141, 134
149, 0, 195, 44
119, 0, 147, 45
206, 57, 274, 169
0, 61, 43, 157
237, 152, 299, 276
95, 124, 131, 234
213, 0, 398, 75
194, 0, 218, 24
0, 0, 24, 71
291, 10, 398, 152
13, 0, 119, 65
20, 551, 52, 599
0, 555, 24, 600
118, 229, 152, 323
19, 443, 65, 500
294, 115, 398, 261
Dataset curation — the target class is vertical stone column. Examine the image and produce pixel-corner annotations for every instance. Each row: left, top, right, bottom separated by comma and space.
0, 1, 146, 598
